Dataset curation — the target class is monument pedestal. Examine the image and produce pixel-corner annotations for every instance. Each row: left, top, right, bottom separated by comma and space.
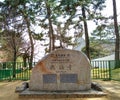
16, 49, 107, 98
19, 88, 107, 98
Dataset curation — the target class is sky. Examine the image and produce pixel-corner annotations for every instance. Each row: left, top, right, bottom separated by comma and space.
104, 0, 120, 18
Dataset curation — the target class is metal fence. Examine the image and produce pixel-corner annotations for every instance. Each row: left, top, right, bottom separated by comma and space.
91, 60, 120, 81
0, 61, 120, 81
0, 62, 36, 80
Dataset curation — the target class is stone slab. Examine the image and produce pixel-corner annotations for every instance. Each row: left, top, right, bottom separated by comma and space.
19, 88, 107, 98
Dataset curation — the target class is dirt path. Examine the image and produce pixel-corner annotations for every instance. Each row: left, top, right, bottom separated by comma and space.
94, 80, 120, 100
0, 80, 119, 100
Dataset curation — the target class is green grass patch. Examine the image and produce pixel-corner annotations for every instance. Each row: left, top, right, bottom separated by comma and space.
111, 68, 120, 81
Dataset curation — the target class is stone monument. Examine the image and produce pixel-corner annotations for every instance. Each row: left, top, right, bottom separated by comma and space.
16, 49, 106, 98
29, 49, 91, 91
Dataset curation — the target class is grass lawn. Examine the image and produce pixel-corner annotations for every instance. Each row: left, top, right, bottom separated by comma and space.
111, 68, 120, 81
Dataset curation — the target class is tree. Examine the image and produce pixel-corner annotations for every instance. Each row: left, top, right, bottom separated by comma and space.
7, 0, 37, 69
0, 30, 24, 77
0, 0, 26, 77
73, 0, 106, 59
112, 0, 120, 61
91, 23, 117, 42
34, 0, 78, 52
82, 5, 90, 59
20, 4, 34, 69
91, 23, 115, 59
19, 40, 31, 68
0, 0, 107, 63
45, 0, 55, 52
0, 0, 40, 75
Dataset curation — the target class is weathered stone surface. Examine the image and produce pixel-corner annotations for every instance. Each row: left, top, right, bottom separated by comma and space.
29, 49, 91, 91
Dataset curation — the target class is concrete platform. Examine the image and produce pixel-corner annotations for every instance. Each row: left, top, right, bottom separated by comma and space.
19, 88, 107, 98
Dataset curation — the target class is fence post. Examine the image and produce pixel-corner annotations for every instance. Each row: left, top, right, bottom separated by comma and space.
108, 61, 112, 80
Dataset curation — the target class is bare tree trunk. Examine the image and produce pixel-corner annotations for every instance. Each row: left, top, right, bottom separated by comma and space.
22, 5, 34, 69
45, 0, 55, 52
13, 50, 16, 78
27, 21, 34, 69
23, 53, 29, 68
112, 0, 120, 68
57, 24, 63, 48
11, 32, 17, 78
26, 20, 34, 69
82, 6, 90, 60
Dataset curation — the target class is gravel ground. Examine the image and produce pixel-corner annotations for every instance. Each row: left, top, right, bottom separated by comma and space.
0, 80, 119, 100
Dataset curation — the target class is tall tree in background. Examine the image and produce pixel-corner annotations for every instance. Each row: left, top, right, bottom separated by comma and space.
112, 0, 120, 61
20, 3, 34, 69
0, 0, 107, 62
80, 0, 106, 59
0, 0, 25, 77
35, 0, 78, 52
2, 30, 23, 77
0, 0, 36, 69
82, 5, 90, 59
45, 0, 55, 52
34, 0, 106, 58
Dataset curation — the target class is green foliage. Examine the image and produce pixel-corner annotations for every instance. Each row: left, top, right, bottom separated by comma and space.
32, 33, 44, 40
82, 39, 110, 59
16, 57, 23, 62
91, 24, 107, 40
91, 23, 120, 43
92, 42, 109, 59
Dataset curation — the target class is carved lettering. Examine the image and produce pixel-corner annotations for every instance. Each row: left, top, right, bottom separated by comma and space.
50, 65, 55, 70
59, 65, 64, 70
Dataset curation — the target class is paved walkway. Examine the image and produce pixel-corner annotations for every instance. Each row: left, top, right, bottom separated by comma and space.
94, 80, 120, 100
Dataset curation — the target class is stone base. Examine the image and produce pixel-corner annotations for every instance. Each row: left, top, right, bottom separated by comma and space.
19, 88, 107, 98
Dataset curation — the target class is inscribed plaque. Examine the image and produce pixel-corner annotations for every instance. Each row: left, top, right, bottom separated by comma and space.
60, 74, 78, 83
43, 74, 57, 83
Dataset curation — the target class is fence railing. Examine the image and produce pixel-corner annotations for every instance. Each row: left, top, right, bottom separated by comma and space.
91, 60, 111, 80
91, 60, 120, 81
0, 60, 120, 81
0, 62, 36, 80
